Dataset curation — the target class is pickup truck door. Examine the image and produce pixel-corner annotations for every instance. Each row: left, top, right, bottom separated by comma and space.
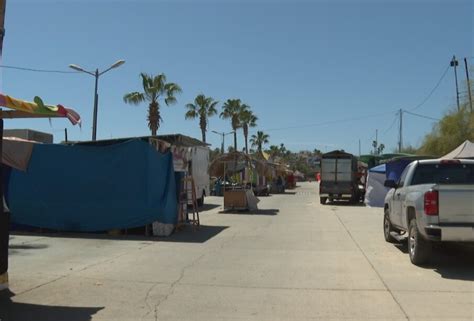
390, 187, 403, 227
390, 166, 410, 228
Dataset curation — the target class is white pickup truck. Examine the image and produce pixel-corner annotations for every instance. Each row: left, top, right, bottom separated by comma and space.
383, 159, 474, 265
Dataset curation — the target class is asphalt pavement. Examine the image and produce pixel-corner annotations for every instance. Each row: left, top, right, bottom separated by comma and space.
1, 182, 473, 320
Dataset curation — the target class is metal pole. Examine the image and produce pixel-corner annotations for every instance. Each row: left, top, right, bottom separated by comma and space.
451, 56, 460, 111
64, 128, 68, 143
0, 0, 5, 56
221, 133, 224, 154
0, 0, 8, 287
464, 58, 473, 113
399, 109, 403, 153
375, 129, 378, 155
358, 139, 361, 156
92, 69, 99, 141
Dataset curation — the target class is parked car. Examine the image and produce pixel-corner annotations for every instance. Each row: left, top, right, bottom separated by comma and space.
383, 159, 474, 265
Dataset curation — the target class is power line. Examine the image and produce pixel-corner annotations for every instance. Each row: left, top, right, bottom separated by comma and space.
410, 65, 450, 111
403, 110, 440, 121
383, 113, 398, 134
263, 110, 398, 132
0, 64, 79, 74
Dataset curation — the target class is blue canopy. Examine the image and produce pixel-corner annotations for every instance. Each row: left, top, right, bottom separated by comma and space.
7, 139, 178, 232
368, 164, 386, 174
385, 158, 415, 182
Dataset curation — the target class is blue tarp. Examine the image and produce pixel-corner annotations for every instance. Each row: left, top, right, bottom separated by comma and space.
368, 164, 386, 174
6, 139, 178, 232
385, 159, 415, 182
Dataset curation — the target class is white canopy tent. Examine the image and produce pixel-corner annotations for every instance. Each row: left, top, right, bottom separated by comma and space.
442, 140, 474, 159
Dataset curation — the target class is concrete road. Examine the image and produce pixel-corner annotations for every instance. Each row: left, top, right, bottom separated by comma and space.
1, 182, 473, 320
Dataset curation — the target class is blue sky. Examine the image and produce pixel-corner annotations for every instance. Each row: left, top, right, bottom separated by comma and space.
2, 0, 473, 154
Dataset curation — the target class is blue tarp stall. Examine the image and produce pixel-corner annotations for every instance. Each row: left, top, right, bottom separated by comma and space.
385, 158, 416, 182
6, 139, 178, 232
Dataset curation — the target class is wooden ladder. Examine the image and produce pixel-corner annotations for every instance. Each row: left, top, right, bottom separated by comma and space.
177, 176, 200, 231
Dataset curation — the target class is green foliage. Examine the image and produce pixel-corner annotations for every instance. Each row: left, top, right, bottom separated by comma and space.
185, 94, 218, 143
419, 105, 473, 157
220, 99, 249, 150
210, 148, 221, 163
240, 108, 257, 154
250, 131, 270, 153
397, 145, 419, 155
124, 73, 182, 136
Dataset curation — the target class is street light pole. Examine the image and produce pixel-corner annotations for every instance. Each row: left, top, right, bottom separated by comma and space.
69, 60, 125, 141
212, 130, 234, 153
92, 69, 99, 141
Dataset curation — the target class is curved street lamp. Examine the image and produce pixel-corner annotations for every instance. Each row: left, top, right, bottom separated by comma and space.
69, 60, 125, 141
212, 130, 235, 153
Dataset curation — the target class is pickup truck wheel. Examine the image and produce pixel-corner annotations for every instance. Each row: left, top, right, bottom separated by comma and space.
408, 219, 431, 266
320, 197, 327, 205
383, 212, 399, 243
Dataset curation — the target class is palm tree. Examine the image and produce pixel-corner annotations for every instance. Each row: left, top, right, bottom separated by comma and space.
185, 94, 218, 143
267, 145, 280, 159
123, 73, 182, 136
220, 99, 248, 150
250, 131, 270, 153
240, 108, 258, 154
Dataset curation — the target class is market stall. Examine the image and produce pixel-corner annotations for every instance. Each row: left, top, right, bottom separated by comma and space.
0, 93, 81, 292
209, 152, 264, 211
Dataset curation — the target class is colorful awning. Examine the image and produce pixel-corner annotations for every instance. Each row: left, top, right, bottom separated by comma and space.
0, 94, 81, 125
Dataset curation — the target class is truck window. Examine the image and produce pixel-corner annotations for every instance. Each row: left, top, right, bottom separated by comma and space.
411, 163, 474, 185
398, 166, 410, 187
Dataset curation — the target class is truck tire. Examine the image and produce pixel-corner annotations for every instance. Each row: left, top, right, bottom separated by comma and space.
320, 197, 327, 205
408, 219, 431, 265
383, 211, 399, 243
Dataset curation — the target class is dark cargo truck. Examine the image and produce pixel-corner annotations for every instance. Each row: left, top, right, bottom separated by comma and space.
319, 150, 364, 204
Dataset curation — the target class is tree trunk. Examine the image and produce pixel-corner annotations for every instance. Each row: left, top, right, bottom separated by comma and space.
148, 102, 159, 136
233, 131, 237, 151
200, 115, 206, 143
244, 124, 248, 154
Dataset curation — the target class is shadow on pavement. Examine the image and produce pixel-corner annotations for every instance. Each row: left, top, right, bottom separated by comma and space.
8, 243, 49, 256
0, 290, 103, 321
219, 209, 279, 216
427, 243, 474, 281
198, 203, 221, 212
157, 225, 229, 243
394, 242, 474, 281
394, 243, 409, 254
326, 200, 365, 208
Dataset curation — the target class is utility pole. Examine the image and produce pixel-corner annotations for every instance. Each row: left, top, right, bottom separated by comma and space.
0, 0, 5, 56
464, 57, 473, 113
0, 0, 7, 290
358, 139, 361, 156
64, 128, 68, 143
398, 109, 403, 153
374, 129, 378, 155
450, 55, 460, 111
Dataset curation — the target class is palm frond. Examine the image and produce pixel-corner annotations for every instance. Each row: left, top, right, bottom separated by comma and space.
123, 92, 146, 105
185, 109, 198, 120
165, 96, 178, 106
